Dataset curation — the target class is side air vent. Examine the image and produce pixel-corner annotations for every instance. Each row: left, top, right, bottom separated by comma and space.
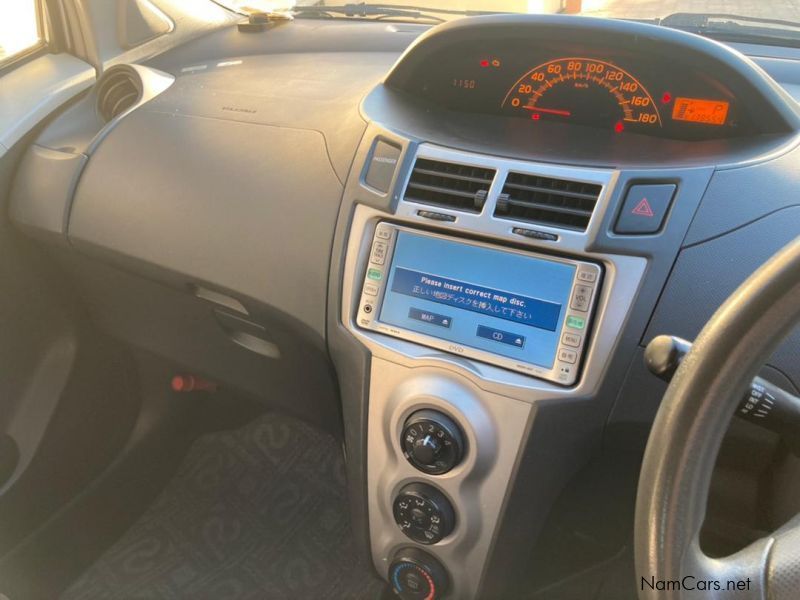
96, 66, 143, 122
403, 158, 496, 213
495, 172, 602, 231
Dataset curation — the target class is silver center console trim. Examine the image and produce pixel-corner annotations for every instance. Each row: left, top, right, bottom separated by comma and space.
342, 203, 647, 402
393, 143, 618, 257
344, 145, 646, 404
366, 358, 532, 599
341, 143, 649, 599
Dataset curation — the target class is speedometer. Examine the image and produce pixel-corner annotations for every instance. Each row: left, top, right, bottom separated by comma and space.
501, 57, 662, 133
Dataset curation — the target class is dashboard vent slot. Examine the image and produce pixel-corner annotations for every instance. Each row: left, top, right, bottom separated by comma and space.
495, 172, 602, 231
96, 67, 143, 122
403, 158, 496, 213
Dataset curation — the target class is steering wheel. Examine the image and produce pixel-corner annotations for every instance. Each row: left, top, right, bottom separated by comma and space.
635, 237, 800, 600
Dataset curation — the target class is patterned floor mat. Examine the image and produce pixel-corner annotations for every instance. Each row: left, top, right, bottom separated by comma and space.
61, 413, 385, 600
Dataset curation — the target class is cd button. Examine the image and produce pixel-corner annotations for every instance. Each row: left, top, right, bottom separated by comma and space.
476, 325, 525, 348
562, 332, 582, 347
558, 348, 578, 364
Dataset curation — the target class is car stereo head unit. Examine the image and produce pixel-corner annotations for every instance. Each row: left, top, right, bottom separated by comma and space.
356, 223, 602, 385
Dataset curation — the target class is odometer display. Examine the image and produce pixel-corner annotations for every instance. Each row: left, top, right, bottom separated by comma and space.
502, 57, 662, 132
672, 97, 730, 125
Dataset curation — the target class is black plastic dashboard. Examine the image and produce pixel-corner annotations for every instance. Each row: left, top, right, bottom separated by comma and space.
6, 13, 800, 599
8, 9, 800, 471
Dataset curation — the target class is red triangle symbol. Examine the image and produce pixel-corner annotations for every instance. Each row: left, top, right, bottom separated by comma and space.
632, 198, 654, 217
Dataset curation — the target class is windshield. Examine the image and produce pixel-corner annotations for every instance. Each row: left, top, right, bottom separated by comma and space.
219, 1, 800, 24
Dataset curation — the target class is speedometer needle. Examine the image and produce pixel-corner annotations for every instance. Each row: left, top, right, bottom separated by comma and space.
523, 106, 572, 117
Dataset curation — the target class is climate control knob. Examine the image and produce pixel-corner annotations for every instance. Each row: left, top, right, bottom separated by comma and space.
401, 409, 464, 475
393, 482, 455, 545
389, 547, 449, 600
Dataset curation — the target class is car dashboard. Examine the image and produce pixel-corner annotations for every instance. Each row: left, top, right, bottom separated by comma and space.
8, 13, 800, 600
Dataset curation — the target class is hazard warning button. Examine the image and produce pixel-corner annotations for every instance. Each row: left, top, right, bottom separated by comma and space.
615, 184, 676, 235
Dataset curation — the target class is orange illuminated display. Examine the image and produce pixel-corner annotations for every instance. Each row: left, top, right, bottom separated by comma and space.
672, 97, 729, 125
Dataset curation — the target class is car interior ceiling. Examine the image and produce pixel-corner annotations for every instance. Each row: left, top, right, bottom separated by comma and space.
1, 1, 800, 599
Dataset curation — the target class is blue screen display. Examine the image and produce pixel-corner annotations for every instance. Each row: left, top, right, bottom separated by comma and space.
379, 231, 576, 369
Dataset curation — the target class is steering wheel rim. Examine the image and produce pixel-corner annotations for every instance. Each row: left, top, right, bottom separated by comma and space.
635, 236, 800, 600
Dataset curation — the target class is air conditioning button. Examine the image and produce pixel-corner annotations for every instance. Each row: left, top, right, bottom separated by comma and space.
389, 548, 449, 600
393, 483, 455, 545
401, 410, 464, 475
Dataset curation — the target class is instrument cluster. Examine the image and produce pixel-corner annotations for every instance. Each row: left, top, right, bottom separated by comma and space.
399, 38, 748, 140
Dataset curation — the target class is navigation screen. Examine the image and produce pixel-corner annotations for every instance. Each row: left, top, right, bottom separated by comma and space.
379, 231, 576, 368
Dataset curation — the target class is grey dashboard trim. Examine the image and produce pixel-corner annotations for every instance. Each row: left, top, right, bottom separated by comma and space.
647, 205, 800, 393
683, 143, 800, 244
67, 109, 343, 340
143, 51, 397, 185
8, 64, 174, 243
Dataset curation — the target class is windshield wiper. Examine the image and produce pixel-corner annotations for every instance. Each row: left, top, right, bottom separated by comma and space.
291, 3, 504, 23
659, 12, 800, 46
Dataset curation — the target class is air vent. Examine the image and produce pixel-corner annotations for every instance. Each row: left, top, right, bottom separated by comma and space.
495, 172, 602, 231
96, 66, 143, 122
403, 158, 496, 213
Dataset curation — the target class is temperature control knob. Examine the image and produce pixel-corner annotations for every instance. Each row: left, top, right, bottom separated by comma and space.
389, 547, 449, 600
393, 482, 455, 545
401, 410, 464, 475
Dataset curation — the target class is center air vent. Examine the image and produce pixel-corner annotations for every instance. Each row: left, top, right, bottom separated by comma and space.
96, 66, 143, 122
495, 172, 602, 231
403, 158, 496, 213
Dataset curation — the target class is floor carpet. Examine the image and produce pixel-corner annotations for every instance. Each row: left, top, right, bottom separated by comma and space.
61, 412, 385, 600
